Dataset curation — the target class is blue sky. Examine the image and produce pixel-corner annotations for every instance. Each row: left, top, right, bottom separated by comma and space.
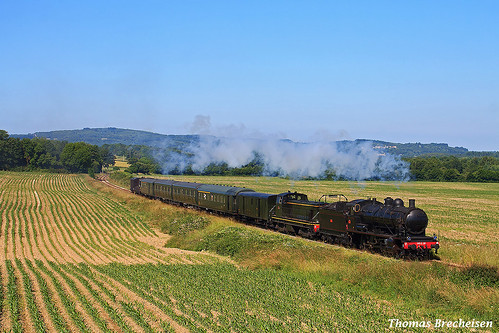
1, 1, 498, 150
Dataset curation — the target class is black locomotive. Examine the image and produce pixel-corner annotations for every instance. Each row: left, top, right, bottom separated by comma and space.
131, 177, 439, 259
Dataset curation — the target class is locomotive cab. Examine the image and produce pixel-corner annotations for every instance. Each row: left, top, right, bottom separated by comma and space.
273, 192, 322, 237
277, 191, 309, 203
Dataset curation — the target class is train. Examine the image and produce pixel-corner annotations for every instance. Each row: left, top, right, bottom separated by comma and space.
131, 177, 439, 259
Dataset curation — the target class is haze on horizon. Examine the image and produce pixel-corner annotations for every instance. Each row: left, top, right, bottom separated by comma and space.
1, 1, 498, 151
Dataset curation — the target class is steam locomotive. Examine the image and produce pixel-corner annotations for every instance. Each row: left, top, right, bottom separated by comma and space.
131, 177, 439, 259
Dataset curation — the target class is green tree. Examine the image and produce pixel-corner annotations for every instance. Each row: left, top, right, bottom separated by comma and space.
99, 146, 115, 167
0, 130, 9, 141
126, 157, 160, 174
442, 168, 460, 181
61, 142, 103, 173
0, 131, 25, 170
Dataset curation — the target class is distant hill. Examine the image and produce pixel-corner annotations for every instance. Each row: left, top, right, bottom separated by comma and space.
12, 127, 495, 157
352, 139, 469, 157
13, 127, 199, 149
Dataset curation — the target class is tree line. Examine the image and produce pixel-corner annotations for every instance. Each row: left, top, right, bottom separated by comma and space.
0, 130, 114, 176
167, 156, 499, 182
404, 156, 499, 182
2, 130, 498, 182
160, 154, 499, 182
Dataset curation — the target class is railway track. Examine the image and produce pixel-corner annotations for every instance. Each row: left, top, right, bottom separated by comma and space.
96, 174, 129, 192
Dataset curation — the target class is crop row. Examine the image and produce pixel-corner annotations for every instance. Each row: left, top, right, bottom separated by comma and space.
2, 172, 497, 331
1, 172, 220, 332
94, 261, 416, 332
0, 173, 195, 265
1, 257, 191, 332
7, 172, 389, 332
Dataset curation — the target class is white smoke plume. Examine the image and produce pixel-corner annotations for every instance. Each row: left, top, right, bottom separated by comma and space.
159, 115, 410, 181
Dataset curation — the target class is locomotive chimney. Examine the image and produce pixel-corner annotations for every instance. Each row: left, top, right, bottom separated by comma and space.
409, 199, 415, 208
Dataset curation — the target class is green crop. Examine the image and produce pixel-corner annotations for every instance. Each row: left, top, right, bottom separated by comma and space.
6, 260, 22, 333
15, 259, 47, 332
0, 172, 496, 332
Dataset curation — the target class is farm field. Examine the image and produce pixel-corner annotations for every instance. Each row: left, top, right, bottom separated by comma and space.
0, 172, 227, 332
162, 175, 499, 267
1, 171, 498, 332
113, 157, 130, 170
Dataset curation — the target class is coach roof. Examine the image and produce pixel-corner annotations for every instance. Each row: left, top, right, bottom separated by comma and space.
237, 191, 277, 199
138, 178, 158, 184
198, 184, 255, 196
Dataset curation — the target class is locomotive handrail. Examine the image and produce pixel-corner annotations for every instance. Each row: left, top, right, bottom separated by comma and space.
319, 194, 348, 203
312, 211, 321, 222
381, 221, 397, 236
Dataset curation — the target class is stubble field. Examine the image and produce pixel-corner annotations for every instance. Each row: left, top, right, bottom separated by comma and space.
0, 172, 497, 332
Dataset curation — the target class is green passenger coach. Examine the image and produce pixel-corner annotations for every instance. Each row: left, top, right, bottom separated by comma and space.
198, 184, 254, 214
237, 192, 277, 223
